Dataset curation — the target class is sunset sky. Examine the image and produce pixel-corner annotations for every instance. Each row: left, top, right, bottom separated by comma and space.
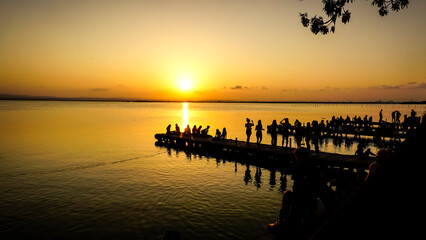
1, 0, 425, 102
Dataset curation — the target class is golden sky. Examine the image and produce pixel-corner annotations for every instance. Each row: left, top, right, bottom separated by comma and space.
0, 0, 425, 101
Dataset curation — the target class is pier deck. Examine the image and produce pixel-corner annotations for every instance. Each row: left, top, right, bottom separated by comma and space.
155, 133, 372, 170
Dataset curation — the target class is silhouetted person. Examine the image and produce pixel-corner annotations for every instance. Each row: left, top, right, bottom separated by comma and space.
221, 127, 227, 139
174, 124, 180, 135
355, 141, 375, 159
273, 148, 322, 232
294, 119, 303, 147
292, 147, 320, 230
270, 120, 278, 146
391, 111, 396, 123
411, 109, 417, 118
183, 124, 191, 136
245, 118, 254, 143
166, 124, 172, 134
213, 129, 221, 139
365, 148, 389, 183
395, 110, 401, 123
305, 122, 311, 151
197, 125, 202, 134
201, 125, 210, 136
379, 109, 383, 123
255, 120, 264, 144
192, 125, 197, 135
280, 118, 291, 147
311, 120, 320, 152
294, 119, 301, 127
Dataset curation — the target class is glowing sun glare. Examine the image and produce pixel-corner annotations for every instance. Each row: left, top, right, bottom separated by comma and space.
179, 78, 192, 91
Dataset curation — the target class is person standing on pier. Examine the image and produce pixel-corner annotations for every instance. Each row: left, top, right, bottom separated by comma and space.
411, 109, 417, 118
270, 120, 278, 146
255, 120, 264, 144
379, 109, 383, 123
395, 111, 401, 124
280, 118, 291, 147
294, 119, 303, 147
245, 118, 254, 143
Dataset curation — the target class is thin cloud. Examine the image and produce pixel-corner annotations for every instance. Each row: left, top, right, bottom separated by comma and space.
369, 84, 401, 90
409, 82, 426, 89
230, 85, 249, 90
90, 88, 110, 92
316, 86, 341, 92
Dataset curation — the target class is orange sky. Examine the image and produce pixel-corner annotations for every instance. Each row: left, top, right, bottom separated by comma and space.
0, 0, 425, 101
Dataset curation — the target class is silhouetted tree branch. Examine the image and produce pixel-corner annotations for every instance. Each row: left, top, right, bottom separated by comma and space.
300, 0, 410, 35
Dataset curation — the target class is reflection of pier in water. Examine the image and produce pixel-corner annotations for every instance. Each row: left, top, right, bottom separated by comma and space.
155, 134, 366, 193
158, 141, 294, 193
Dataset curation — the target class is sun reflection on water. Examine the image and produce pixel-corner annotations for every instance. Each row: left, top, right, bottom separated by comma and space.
183, 102, 189, 128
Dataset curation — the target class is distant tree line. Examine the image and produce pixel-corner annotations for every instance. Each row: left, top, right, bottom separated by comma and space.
300, 0, 410, 35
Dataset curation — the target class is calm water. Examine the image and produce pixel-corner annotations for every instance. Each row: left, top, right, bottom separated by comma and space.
0, 101, 425, 239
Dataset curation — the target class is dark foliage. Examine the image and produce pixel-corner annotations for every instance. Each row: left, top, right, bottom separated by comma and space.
300, 0, 410, 35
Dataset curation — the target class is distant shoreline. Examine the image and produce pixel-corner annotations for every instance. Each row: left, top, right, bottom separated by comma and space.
0, 94, 425, 104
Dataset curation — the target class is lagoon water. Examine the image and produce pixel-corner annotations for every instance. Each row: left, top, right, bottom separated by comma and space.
0, 101, 425, 239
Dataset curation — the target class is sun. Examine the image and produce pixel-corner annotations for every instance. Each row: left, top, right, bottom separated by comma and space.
178, 77, 192, 91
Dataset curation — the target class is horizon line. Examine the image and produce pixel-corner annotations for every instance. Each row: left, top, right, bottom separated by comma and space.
1, 93, 425, 104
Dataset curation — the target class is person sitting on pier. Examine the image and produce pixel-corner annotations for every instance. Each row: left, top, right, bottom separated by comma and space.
221, 127, 227, 139
245, 118, 254, 143
280, 118, 291, 147
192, 125, 198, 135
355, 141, 375, 159
197, 125, 202, 134
201, 125, 210, 136
183, 124, 191, 136
213, 129, 221, 140
255, 120, 264, 144
166, 124, 172, 135
174, 124, 180, 135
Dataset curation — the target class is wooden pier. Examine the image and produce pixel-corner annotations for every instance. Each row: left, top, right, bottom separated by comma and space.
155, 133, 372, 170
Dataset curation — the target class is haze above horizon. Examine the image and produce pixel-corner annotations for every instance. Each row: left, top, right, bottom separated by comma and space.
1, 0, 425, 102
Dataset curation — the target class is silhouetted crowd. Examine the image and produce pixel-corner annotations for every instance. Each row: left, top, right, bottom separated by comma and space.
161, 109, 425, 239
166, 123, 227, 140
